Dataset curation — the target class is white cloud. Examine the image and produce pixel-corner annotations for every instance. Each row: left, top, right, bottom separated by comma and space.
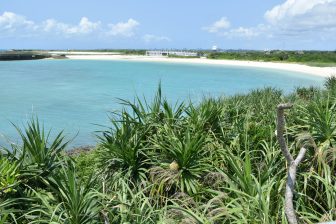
107, 18, 139, 37
222, 26, 261, 38
42, 17, 100, 35
203, 17, 264, 39
265, 0, 336, 30
0, 11, 141, 39
70, 17, 101, 34
203, 17, 230, 33
143, 34, 170, 43
42, 19, 57, 32
0, 11, 36, 32
204, 0, 336, 44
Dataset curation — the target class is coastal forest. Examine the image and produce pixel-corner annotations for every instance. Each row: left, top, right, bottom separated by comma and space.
1, 77, 336, 224
206, 51, 336, 67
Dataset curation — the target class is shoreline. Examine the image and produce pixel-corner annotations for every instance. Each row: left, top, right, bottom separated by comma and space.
62, 54, 336, 78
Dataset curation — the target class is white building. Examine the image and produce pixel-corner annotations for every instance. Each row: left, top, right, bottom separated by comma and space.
212, 45, 218, 51
146, 50, 198, 57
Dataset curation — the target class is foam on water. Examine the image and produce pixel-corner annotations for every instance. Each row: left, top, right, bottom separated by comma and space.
0, 59, 323, 147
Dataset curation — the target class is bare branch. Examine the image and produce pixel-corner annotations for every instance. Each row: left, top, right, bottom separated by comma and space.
101, 210, 110, 224
294, 147, 307, 165
277, 103, 294, 163
277, 103, 293, 110
276, 103, 309, 224
285, 163, 298, 224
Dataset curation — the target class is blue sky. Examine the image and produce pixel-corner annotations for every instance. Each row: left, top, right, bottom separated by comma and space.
0, 0, 335, 50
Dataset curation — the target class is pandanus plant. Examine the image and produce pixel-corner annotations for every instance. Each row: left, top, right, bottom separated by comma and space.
150, 127, 212, 195
298, 95, 336, 174
0, 118, 69, 223
22, 164, 102, 224
97, 110, 151, 189
4, 119, 68, 185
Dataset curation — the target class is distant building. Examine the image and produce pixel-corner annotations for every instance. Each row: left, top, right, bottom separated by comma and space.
212, 45, 218, 52
145, 50, 198, 57
264, 49, 271, 55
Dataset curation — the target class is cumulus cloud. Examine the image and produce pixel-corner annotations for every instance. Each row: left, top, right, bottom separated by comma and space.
107, 18, 139, 37
203, 17, 263, 39
203, 17, 231, 33
69, 17, 101, 34
265, 0, 336, 31
42, 17, 101, 35
0, 11, 140, 39
222, 26, 262, 38
0, 11, 36, 32
204, 0, 336, 43
142, 34, 170, 43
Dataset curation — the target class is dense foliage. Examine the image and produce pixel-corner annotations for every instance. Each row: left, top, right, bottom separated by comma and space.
206, 50, 336, 67
1, 77, 336, 223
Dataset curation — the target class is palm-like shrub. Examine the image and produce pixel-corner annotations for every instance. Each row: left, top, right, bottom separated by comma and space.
300, 165, 336, 222
166, 195, 228, 224
97, 111, 150, 188
97, 86, 186, 190
298, 95, 336, 175
0, 198, 18, 224
295, 86, 319, 101
300, 96, 336, 146
47, 165, 101, 224
150, 128, 212, 195
217, 145, 286, 223
25, 164, 101, 224
5, 119, 68, 183
186, 98, 223, 135
104, 181, 165, 223
0, 158, 21, 223
0, 157, 20, 195
324, 75, 336, 92
119, 85, 185, 136
0, 119, 69, 223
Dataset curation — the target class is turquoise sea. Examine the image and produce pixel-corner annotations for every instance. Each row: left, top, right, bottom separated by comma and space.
0, 59, 324, 147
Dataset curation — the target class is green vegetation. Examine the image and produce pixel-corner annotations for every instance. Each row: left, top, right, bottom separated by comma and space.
206, 50, 336, 67
1, 78, 336, 223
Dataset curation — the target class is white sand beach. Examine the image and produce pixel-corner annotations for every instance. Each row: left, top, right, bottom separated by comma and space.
58, 53, 336, 78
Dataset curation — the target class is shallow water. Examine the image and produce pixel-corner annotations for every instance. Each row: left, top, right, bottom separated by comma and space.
0, 59, 323, 147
